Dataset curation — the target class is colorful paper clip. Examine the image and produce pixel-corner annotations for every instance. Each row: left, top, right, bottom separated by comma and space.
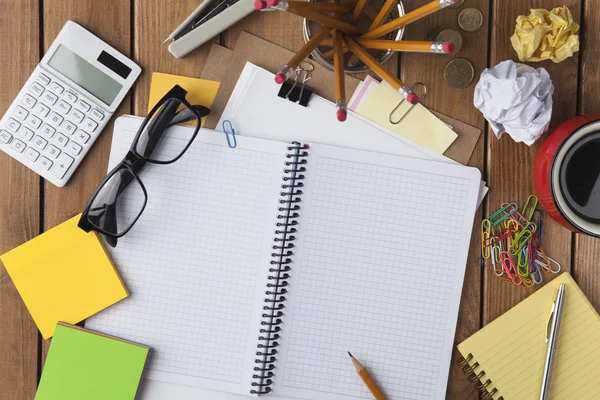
222, 120, 237, 149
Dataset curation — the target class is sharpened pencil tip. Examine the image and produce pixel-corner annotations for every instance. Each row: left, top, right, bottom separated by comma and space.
348, 351, 353, 358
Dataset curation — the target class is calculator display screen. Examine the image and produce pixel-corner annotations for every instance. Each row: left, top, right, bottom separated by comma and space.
47, 45, 123, 106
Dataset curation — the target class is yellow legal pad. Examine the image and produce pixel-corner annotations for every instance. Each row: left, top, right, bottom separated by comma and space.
457, 273, 600, 399
148, 72, 221, 126
356, 81, 458, 154
0, 215, 128, 339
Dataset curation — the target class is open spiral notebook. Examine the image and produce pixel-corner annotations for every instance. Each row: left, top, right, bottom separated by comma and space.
86, 116, 481, 399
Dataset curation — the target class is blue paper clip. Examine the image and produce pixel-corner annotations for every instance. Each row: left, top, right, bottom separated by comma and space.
222, 120, 237, 149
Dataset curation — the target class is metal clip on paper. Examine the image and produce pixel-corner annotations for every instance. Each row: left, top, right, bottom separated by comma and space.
277, 61, 314, 107
222, 120, 237, 149
389, 83, 427, 125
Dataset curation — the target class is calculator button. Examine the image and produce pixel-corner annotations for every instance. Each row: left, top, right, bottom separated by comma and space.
13, 106, 29, 121
49, 82, 64, 94
48, 112, 64, 127
21, 94, 37, 109
56, 100, 72, 115
32, 103, 50, 118
55, 133, 69, 147
61, 120, 77, 135
37, 73, 51, 86
40, 124, 56, 138
63, 91, 77, 104
32, 135, 48, 151
42, 91, 58, 106
67, 141, 82, 156
90, 109, 105, 122
29, 82, 45, 97
0, 130, 13, 144
82, 117, 98, 133
25, 114, 42, 129
11, 139, 26, 153
45, 144, 60, 159
76, 99, 91, 112
70, 109, 85, 123
17, 127, 34, 141
51, 153, 74, 179
75, 130, 91, 144
25, 147, 40, 161
39, 156, 53, 171
6, 118, 21, 132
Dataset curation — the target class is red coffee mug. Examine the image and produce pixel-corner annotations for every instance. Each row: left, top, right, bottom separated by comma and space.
534, 114, 600, 236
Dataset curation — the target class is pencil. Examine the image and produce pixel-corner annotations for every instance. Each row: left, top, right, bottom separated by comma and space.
360, 0, 460, 40
275, 26, 333, 84
349, 0, 369, 24
344, 36, 419, 104
357, 39, 455, 53
256, 1, 363, 34
348, 352, 387, 400
368, 0, 398, 29
265, 0, 352, 13
333, 30, 347, 122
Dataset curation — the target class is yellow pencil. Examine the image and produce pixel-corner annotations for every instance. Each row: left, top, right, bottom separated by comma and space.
348, 352, 387, 400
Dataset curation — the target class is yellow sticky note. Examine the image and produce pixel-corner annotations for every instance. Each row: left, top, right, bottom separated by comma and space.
148, 72, 221, 126
510, 6, 580, 63
0, 215, 128, 339
357, 82, 457, 154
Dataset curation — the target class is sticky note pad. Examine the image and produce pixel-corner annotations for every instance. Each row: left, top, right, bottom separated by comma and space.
357, 81, 458, 154
36, 322, 149, 400
0, 215, 128, 339
148, 72, 221, 126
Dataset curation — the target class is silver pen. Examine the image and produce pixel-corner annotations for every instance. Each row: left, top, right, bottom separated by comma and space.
539, 283, 566, 400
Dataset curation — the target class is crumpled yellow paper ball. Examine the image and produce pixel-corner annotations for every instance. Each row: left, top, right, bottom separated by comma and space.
510, 6, 580, 63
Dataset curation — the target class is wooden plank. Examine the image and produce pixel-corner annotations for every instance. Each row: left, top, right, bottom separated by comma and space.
134, 0, 216, 115
41, 0, 132, 363
484, 0, 579, 322
575, 0, 600, 309
0, 1, 41, 398
398, 1, 489, 398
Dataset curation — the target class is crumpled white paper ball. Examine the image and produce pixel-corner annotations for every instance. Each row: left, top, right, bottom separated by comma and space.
474, 60, 554, 145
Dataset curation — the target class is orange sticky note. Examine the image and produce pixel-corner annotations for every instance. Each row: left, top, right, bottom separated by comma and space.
0, 215, 128, 339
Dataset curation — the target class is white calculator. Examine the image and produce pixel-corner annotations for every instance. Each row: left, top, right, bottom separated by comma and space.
0, 21, 141, 187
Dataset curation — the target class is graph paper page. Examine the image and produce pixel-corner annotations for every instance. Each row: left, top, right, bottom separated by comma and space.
86, 116, 289, 396
271, 143, 481, 400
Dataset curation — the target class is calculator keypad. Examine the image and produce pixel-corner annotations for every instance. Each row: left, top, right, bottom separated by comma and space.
0, 69, 111, 186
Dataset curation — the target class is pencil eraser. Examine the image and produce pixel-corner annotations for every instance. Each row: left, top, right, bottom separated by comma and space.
407, 93, 419, 105
267, 0, 279, 6
336, 109, 347, 122
254, 0, 267, 10
442, 42, 455, 53
275, 72, 286, 84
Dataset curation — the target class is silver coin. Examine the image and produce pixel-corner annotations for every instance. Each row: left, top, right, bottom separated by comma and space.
448, 0, 464, 9
444, 58, 475, 88
458, 8, 484, 32
435, 29, 463, 55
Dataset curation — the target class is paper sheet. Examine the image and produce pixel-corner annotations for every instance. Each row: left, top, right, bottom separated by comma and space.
148, 72, 221, 126
357, 81, 458, 154
0, 215, 128, 339
36, 322, 149, 400
458, 273, 600, 399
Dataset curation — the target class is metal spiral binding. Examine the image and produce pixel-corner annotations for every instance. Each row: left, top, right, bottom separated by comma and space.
457, 354, 504, 400
250, 142, 309, 395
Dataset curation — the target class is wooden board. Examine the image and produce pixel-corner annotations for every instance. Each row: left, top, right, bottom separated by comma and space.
483, 0, 579, 329
0, 1, 41, 399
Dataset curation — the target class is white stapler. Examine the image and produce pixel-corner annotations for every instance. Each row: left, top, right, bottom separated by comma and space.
165, 0, 255, 58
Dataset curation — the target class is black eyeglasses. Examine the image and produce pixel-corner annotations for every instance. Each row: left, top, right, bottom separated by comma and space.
78, 85, 210, 247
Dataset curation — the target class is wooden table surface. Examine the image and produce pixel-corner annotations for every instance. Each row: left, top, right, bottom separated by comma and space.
1, 0, 598, 399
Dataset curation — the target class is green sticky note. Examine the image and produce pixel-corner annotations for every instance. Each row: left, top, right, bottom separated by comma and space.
36, 322, 149, 400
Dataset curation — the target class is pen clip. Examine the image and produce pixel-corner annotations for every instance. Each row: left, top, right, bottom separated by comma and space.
545, 301, 556, 343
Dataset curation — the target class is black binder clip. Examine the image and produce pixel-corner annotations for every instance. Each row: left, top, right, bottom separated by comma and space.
277, 61, 314, 107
